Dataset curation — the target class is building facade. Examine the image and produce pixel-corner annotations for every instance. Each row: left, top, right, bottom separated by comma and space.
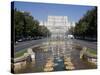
40, 16, 75, 39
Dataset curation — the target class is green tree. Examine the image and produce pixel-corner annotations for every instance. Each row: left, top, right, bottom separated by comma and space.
13, 8, 50, 42
74, 7, 97, 40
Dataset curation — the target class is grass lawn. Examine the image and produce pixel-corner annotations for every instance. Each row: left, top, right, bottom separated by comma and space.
87, 48, 97, 55
14, 49, 27, 58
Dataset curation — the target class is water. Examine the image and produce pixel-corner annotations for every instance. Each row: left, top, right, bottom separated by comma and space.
54, 57, 65, 71
14, 38, 97, 73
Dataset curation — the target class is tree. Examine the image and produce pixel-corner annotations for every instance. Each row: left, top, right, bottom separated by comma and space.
13, 8, 50, 42
74, 7, 97, 40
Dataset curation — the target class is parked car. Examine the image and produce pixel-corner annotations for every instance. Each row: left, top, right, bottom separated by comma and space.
68, 35, 74, 39
17, 39, 23, 42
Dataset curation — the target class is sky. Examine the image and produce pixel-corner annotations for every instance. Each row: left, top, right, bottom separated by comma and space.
13, 1, 95, 23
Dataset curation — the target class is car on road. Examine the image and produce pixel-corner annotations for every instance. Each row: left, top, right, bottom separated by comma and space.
68, 34, 74, 39
18, 39, 23, 42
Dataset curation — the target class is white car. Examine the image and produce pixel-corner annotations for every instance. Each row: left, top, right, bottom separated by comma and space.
68, 35, 74, 39
18, 39, 23, 42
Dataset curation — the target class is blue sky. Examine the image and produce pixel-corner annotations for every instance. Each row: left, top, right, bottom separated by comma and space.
13, 1, 95, 23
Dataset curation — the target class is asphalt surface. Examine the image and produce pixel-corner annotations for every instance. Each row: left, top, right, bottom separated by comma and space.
14, 38, 97, 52
72, 39, 97, 50
14, 38, 48, 52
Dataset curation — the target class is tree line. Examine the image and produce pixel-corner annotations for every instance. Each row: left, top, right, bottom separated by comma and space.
13, 9, 51, 42
71, 7, 97, 41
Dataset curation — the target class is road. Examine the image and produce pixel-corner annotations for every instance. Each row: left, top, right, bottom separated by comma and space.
72, 39, 97, 50
14, 38, 48, 52
14, 38, 97, 52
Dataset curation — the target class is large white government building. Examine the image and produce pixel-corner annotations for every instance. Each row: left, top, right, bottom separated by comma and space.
39, 16, 75, 39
